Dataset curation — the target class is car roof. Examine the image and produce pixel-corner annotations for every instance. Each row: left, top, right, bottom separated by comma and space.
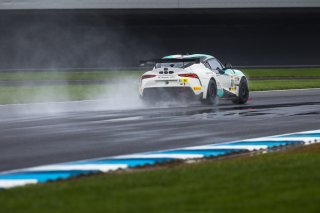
163, 54, 214, 61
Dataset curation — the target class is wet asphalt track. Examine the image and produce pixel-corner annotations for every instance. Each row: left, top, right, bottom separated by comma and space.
0, 88, 319, 172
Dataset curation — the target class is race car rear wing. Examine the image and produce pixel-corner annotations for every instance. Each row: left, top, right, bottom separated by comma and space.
140, 58, 200, 66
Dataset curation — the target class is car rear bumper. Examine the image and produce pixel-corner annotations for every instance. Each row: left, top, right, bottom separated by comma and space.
142, 87, 203, 101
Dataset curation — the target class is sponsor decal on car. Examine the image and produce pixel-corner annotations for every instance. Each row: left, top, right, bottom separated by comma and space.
179, 78, 189, 83
193, 86, 202, 91
231, 79, 235, 87
157, 76, 176, 80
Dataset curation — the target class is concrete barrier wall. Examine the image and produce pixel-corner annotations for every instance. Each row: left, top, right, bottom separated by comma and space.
1, 0, 320, 10
0, 8, 319, 69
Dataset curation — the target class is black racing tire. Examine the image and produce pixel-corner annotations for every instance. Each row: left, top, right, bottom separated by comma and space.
232, 78, 249, 104
202, 79, 217, 105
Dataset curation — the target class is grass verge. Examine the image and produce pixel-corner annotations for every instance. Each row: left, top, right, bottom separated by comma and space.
1, 143, 320, 213
0, 79, 319, 104
0, 68, 319, 104
0, 68, 319, 81
249, 79, 320, 91
0, 85, 108, 104
242, 68, 320, 78
0, 71, 143, 81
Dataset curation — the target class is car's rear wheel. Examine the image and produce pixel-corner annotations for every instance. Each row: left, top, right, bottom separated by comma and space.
202, 79, 217, 105
232, 78, 249, 104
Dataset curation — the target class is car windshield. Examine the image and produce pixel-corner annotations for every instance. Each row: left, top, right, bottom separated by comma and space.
155, 62, 195, 69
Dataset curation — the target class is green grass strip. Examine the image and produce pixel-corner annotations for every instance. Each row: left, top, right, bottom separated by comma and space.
0, 71, 143, 81
242, 68, 320, 78
0, 79, 318, 104
0, 85, 109, 104
0, 68, 319, 81
1, 144, 320, 213
0, 68, 319, 104
249, 79, 320, 91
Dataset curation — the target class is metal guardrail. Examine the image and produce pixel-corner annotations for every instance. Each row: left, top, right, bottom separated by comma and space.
1, 0, 320, 10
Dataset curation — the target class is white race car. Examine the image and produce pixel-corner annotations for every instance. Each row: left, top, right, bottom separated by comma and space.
139, 54, 249, 105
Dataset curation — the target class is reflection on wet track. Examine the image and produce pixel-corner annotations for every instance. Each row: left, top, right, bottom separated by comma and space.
134, 101, 320, 119
0, 89, 319, 171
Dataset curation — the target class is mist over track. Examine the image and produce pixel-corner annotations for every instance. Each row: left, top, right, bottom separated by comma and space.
0, 89, 319, 172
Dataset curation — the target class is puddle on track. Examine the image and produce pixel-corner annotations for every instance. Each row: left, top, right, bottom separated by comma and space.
139, 101, 320, 120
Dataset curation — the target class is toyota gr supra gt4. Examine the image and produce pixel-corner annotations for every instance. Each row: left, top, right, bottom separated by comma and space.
139, 54, 249, 105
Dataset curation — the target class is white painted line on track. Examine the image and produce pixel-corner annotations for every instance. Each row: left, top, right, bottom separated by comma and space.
211, 145, 269, 150
272, 137, 319, 143
1, 129, 319, 189
24, 164, 128, 173
181, 145, 268, 151
253, 88, 320, 93
243, 138, 305, 142
0, 179, 38, 189
112, 154, 204, 160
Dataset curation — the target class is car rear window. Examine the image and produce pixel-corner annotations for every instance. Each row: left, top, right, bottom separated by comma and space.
155, 62, 195, 69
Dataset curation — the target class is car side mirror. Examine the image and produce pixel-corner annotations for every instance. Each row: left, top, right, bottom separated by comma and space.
217, 67, 225, 74
225, 63, 233, 69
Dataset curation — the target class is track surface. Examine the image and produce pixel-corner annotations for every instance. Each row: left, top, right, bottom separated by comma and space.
0, 89, 319, 172
0, 77, 320, 86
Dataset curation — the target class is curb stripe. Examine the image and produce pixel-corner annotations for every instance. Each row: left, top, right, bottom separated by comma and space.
1, 129, 320, 189
111, 154, 204, 160
24, 164, 128, 173
68, 158, 173, 167
155, 149, 243, 157
0, 180, 38, 189
276, 133, 320, 138
0, 171, 91, 182
224, 140, 303, 148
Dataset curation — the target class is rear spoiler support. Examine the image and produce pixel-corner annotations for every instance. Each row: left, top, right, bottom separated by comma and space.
140, 58, 200, 66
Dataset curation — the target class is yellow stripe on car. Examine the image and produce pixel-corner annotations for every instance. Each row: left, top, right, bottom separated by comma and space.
193, 86, 202, 91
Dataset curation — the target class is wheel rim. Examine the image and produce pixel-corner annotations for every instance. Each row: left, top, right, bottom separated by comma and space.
240, 83, 248, 99
210, 86, 216, 98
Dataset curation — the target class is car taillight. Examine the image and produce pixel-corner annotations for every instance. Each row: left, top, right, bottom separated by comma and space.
141, 75, 156, 80
178, 73, 199, 79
